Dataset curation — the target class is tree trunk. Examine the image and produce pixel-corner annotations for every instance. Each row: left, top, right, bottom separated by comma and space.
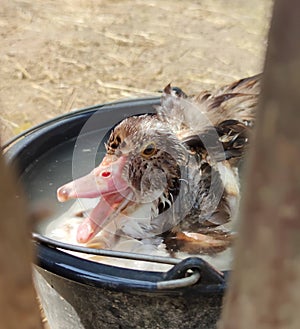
219, 1, 300, 328
0, 147, 43, 329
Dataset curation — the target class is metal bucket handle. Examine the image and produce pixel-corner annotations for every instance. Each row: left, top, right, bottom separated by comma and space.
161, 257, 225, 289
33, 233, 225, 290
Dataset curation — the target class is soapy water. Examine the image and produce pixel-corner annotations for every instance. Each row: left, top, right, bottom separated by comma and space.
22, 129, 233, 272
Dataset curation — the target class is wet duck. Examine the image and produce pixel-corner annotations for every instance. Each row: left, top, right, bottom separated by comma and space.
57, 74, 260, 257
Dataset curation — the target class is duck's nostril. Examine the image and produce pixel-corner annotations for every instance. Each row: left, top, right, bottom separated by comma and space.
57, 187, 70, 202
101, 171, 111, 178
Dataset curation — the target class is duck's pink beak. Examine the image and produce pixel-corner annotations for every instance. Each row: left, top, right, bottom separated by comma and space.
57, 155, 132, 243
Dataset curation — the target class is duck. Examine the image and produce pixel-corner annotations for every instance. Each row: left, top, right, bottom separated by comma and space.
56, 74, 260, 260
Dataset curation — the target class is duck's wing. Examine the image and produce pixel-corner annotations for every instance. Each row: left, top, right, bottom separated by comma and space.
156, 74, 260, 162
194, 73, 260, 126
156, 74, 260, 129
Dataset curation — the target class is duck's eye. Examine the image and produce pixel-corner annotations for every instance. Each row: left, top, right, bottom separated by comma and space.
141, 142, 156, 158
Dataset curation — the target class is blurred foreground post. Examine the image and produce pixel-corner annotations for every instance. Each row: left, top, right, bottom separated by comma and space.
0, 147, 43, 329
219, 1, 300, 328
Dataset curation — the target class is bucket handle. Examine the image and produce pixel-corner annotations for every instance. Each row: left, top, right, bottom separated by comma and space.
33, 233, 225, 289
159, 257, 225, 289
157, 267, 201, 289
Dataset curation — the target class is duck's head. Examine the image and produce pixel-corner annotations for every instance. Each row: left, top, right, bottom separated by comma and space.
57, 114, 192, 243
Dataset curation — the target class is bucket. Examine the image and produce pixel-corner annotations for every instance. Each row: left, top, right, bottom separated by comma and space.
4, 98, 227, 329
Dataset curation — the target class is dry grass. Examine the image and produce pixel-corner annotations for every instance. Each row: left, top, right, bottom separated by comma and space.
1, 0, 272, 142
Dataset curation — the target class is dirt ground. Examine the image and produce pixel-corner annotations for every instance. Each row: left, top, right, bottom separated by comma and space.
0, 0, 272, 143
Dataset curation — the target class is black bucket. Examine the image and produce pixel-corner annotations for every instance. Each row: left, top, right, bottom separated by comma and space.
5, 98, 227, 329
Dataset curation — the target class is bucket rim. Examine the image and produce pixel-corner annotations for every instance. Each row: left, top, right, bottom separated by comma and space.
34, 234, 227, 294
2, 96, 161, 152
